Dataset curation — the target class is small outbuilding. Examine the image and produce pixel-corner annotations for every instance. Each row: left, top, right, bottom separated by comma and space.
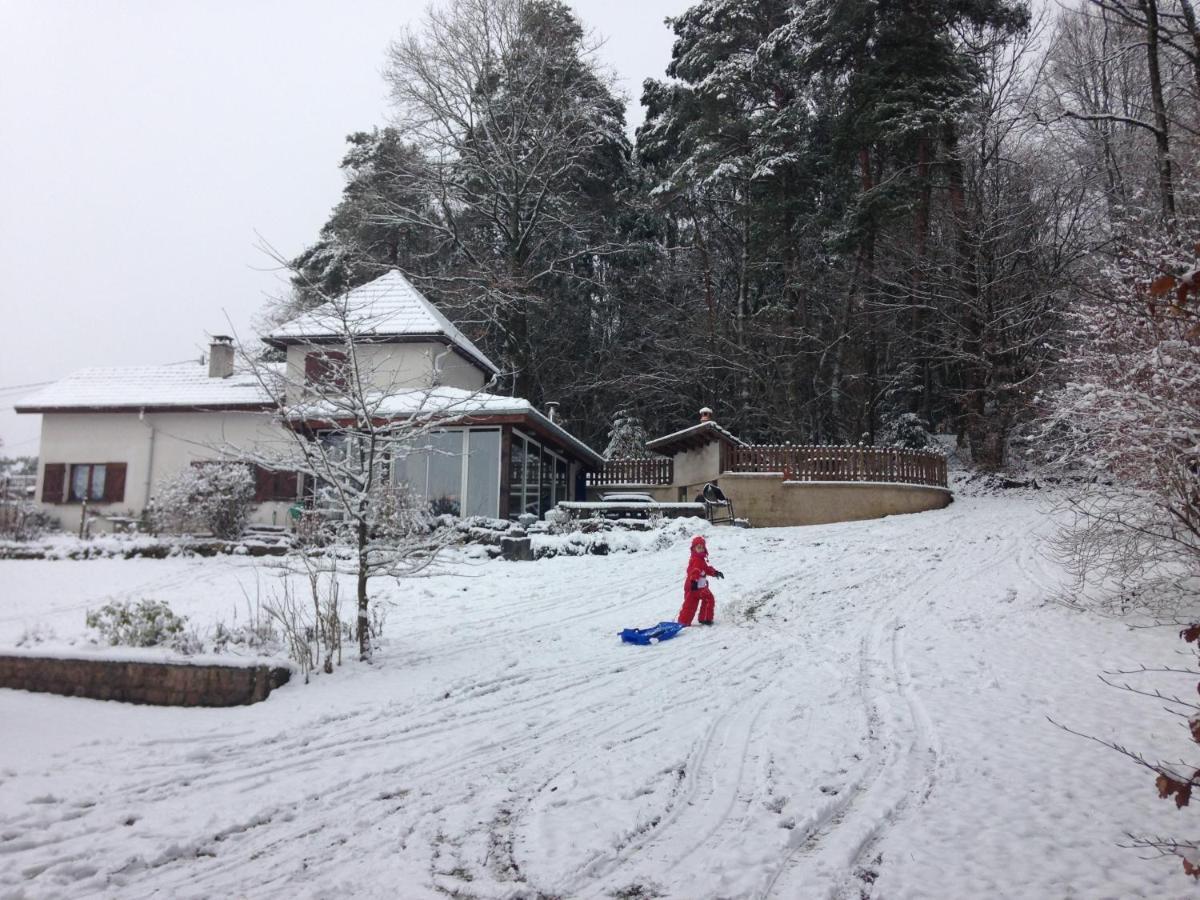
588, 409, 951, 528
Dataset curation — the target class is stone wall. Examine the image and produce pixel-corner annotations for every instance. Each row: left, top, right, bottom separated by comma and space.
0, 655, 291, 707
720, 474, 952, 528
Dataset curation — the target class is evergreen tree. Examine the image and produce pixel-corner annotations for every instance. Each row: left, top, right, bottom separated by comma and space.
603, 408, 652, 459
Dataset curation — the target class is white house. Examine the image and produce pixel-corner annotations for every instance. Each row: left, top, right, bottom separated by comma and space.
17, 271, 603, 531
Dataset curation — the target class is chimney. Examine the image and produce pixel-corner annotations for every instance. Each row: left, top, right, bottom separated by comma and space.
208, 335, 235, 379
545, 401, 560, 424
699, 406, 713, 423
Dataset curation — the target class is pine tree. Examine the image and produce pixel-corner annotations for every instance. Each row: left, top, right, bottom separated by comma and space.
603, 408, 652, 459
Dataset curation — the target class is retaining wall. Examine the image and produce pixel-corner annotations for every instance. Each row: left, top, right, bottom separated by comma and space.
0, 655, 291, 706
720, 474, 952, 528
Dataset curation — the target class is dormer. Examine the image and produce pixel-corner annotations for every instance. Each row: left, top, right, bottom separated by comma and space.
264, 270, 499, 395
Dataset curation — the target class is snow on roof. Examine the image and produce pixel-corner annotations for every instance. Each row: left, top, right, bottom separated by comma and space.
291, 386, 604, 466
15, 362, 279, 412
291, 385, 528, 420
646, 420, 746, 453
268, 270, 500, 375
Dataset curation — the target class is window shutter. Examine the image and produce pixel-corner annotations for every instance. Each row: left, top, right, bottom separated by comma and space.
275, 470, 298, 501
326, 352, 348, 390
254, 467, 299, 502
305, 351, 348, 389
104, 463, 127, 503
42, 464, 65, 504
254, 466, 272, 502
305, 352, 325, 385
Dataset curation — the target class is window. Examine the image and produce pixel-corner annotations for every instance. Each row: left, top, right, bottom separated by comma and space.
70, 464, 106, 501
504, 431, 567, 519
555, 457, 569, 505
305, 351, 348, 390
465, 430, 500, 518
393, 428, 500, 519
508, 435, 526, 519
539, 446, 553, 515
523, 440, 540, 518
426, 431, 463, 516
54, 462, 126, 504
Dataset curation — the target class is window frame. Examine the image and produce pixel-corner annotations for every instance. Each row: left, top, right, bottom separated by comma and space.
67, 463, 108, 503
392, 427, 502, 519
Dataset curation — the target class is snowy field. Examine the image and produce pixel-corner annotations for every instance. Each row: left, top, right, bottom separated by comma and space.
0, 494, 1194, 899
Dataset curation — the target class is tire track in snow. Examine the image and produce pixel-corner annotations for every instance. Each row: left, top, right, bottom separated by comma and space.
761, 512, 1017, 899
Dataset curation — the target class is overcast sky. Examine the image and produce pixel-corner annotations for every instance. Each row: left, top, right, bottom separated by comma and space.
0, 0, 682, 454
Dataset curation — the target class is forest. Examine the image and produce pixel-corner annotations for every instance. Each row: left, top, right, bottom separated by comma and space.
285, 0, 1199, 479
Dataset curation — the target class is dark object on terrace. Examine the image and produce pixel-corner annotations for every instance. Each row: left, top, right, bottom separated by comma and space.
695, 482, 735, 526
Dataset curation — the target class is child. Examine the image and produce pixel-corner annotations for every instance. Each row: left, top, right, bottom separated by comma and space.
678, 535, 724, 626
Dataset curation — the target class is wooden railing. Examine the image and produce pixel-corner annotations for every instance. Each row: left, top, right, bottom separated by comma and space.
726, 445, 947, 488
586, 456, 674, 487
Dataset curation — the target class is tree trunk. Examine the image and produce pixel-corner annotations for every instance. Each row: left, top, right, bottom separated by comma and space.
357, 519, 370, 660
1141, 0, 1176, 219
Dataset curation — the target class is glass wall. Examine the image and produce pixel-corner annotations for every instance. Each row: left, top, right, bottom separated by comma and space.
465, 430, 500, 518
394, 428, 501, 519
508, 436, 525, 520
508, 431, 570, 519
425, 431, 464, 516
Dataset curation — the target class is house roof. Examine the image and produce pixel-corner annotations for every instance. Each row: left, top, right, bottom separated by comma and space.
266, 270, 500, 376
645, 420, 746, 456
14, 362, 280, 413
17, 356, 603, 467
291, 386, 605, 468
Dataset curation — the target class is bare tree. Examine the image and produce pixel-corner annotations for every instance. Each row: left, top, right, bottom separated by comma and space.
380, 0, 630, 399
233, 289, 493, 660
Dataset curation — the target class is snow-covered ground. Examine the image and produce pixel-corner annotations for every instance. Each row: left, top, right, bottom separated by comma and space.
0, 494, 1194, 899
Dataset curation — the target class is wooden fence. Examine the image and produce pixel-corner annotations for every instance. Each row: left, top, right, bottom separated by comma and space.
726, 445, 947, 487
586, 457, 673, 487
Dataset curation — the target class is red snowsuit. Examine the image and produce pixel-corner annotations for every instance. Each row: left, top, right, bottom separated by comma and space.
678, 548, 720, 626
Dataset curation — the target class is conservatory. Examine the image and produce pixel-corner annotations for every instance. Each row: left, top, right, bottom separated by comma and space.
392, 424, 585, 520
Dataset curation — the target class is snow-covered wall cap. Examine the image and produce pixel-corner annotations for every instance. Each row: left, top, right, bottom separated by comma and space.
15, 361, 282, 413
267, 270, 500, 376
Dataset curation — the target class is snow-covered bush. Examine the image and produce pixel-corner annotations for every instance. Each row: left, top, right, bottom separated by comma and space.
152, 462, 257, 539
0, 501, 54, 542
1039, 218, 1200, 613
211, 619, 281, 656
85, 599, 200, 653
881, 413, 932, 450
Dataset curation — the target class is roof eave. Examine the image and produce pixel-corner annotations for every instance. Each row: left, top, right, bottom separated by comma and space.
262, 332, 500, 377
15, 403, 276, 415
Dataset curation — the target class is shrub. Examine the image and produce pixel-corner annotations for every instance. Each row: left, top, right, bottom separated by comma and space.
152, 462, 257, 539
86, 599, 198, 653
0, 501, 54, 542
882, 412, 932, 450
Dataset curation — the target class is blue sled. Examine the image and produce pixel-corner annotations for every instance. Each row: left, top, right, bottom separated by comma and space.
619, 621, 684, 645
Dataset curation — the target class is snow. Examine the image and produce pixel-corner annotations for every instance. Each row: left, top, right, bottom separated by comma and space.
294, 384, 534, 419
0, 495, 1194, 898
290, 385, 604, 465
646, 419, 747, 451
268, 270, 500, 375
14, 361, 280, 412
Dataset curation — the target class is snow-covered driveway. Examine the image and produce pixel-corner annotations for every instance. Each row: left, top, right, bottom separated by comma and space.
0, 496, 1191, 898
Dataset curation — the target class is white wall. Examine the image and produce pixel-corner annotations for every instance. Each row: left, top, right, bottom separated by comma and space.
35, 410, 291, 530
673, 442, 722, 490
284, 341, 488, 402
